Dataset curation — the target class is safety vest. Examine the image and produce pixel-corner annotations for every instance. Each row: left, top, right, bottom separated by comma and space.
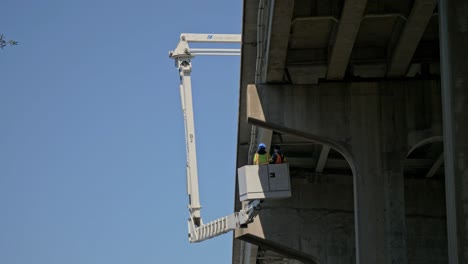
274, 153, 285, 164
254, 153, 270, 165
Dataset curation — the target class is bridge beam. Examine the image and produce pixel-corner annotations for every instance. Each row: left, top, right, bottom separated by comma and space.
264, 0, 295, 83
326, 0, 367, 80
387, 0, 437, 77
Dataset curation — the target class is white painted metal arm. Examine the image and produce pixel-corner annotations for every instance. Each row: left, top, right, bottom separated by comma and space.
188, 200, 261, 243
179, 33, 241, 43
179, 62, 202, 226
170, 33, 243, 242
169, 33, 241, 63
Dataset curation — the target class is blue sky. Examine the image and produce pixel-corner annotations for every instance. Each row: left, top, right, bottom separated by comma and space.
0, 1, 241, 263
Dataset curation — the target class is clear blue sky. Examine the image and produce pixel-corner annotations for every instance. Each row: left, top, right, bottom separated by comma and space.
0, 1, 241, 263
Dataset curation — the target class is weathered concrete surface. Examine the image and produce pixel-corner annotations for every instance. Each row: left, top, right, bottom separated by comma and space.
237, 173, 355, 264
439, 0, 468, 263
246, 81, 441, 145
405, 178, 448, 263
237, 80, 445, 264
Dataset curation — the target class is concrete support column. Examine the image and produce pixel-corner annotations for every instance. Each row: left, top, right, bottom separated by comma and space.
439, 0, 468, 263
349, 83, 408, 264
244, 82, 443, 264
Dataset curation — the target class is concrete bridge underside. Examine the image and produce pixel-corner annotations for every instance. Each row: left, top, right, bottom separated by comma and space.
232, 0, 468, 263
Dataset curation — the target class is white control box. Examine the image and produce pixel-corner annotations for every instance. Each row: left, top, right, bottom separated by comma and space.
237, 163, 291, 202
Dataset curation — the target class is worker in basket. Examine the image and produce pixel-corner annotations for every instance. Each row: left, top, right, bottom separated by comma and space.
253, 143, 270, 165
270, 145, 287, 164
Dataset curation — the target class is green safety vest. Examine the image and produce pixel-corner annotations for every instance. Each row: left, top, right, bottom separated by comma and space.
254, 153, 270, 165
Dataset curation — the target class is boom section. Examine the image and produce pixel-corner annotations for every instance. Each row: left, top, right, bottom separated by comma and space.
169, 33, 241, 231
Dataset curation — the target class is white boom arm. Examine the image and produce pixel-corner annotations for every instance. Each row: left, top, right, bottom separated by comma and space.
169, 33, 261, 243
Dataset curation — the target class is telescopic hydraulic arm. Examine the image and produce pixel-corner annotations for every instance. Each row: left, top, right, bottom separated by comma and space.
169, 34, 261, 242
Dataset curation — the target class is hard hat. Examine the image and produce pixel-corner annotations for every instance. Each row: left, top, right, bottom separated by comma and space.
258, 143, 266, 149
